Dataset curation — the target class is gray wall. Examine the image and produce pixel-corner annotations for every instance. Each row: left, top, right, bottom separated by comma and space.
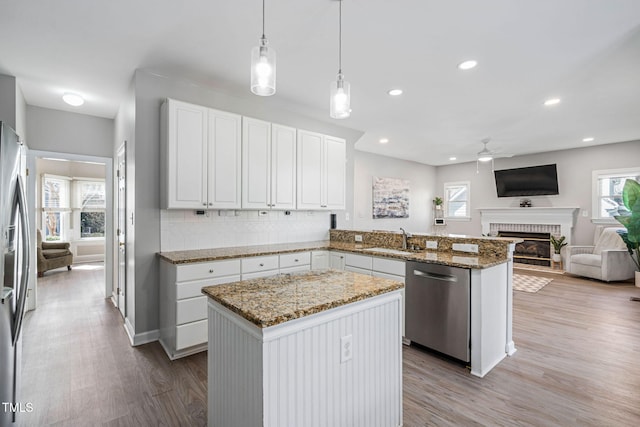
0, 74, 17, 130
435, 140, 640, 245
26, 106, 114, 158
127, 69, 363, 337
353, 151, 437, 233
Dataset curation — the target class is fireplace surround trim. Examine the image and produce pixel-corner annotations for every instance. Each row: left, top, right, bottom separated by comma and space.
478, 207, 580, 244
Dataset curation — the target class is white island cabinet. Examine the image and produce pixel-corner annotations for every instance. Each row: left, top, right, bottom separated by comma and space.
203, 270, 403, 427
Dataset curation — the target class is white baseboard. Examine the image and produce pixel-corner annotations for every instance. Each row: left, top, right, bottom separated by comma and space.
124, 317, 159, 346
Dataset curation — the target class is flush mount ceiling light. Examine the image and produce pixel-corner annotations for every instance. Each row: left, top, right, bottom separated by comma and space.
250, 0, 276, 96
62, 92, 84, 106
458, 60, 478, 70
379, 138, 389, 144
330, 0, 351, 119
582, 137, 595, 142
388, 89, 403, 96
544, 97, 561, 106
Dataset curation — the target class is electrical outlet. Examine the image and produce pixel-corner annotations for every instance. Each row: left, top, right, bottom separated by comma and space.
425, 240, 438, 249
341, 335, 353, 363
345, 212, 350, 221
582, 209, 589, 217
354, 235, 363, 242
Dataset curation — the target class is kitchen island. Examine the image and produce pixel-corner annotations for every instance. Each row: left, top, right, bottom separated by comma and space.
202, 270, 404, 427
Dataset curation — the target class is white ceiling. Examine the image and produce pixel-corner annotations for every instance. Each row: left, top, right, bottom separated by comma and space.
1, 0, 639, 165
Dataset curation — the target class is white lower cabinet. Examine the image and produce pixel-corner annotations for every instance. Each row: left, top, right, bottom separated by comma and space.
330, 252, 346, 270
160, 259, 241, 360
241, 255, 280, 279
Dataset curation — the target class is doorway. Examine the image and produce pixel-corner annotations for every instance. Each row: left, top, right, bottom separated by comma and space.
25, 150, 113, 311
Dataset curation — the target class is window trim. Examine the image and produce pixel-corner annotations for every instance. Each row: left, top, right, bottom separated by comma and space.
443, 180, 471, 221
591, 167, 640, 224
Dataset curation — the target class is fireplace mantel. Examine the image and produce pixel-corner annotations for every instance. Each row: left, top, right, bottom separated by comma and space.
478, 207, 580, 243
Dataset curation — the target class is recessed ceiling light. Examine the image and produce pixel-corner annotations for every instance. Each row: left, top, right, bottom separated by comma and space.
379, 138, 389, 144
458, 60, 478, 70
543, 98, 561, 106
449, 156, 457, 161
582, 137, 594, 142
62, 92, 84, 106
387, 89, 403, 96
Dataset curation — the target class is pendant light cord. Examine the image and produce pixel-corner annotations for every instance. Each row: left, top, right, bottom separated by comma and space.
338, 0, 342, 74
262, 0, 266, 39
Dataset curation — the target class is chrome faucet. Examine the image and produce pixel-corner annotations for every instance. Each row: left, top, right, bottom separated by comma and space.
400, 227, 411, 250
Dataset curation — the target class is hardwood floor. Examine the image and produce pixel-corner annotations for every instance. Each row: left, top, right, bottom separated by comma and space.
19, 265, 640, 426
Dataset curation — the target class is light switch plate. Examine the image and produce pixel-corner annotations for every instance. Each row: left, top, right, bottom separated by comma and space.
354, 235, 363, 242
452, 243, 479, 253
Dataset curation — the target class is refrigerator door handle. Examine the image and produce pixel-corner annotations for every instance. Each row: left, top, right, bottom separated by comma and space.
11, 175, 30, 345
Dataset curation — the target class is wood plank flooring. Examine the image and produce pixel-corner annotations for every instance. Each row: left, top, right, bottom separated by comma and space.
19, 265, 640, 426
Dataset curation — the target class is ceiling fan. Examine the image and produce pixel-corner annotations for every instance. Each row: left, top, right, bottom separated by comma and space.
476, 138, 513, 172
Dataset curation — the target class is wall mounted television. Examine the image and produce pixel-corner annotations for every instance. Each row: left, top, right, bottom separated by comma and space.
494, 164, 559, 197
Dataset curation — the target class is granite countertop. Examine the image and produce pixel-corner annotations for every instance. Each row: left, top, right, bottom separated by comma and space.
158, 241, 330, 264
158, 239, 508, 269
201, 270, 404, 328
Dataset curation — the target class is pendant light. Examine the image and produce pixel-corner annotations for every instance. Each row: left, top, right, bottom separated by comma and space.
251, 0, 276, 96
330, 0, 351, 119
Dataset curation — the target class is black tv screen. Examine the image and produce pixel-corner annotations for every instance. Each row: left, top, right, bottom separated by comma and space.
494, 164, 559, 197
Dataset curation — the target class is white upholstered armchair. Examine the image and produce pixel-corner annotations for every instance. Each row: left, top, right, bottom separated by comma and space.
563, 226, 636, 282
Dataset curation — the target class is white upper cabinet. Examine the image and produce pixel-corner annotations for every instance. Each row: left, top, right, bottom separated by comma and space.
162, 99, 208, 209
206, 109, 242, 209
162, 99, 241, 209
242, 118, 296, 210
297, 129, 346, 210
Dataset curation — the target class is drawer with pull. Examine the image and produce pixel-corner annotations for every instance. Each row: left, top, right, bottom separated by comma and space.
241, 255, 279, 274
175, 259, 241, 282
279, 251, 311, 269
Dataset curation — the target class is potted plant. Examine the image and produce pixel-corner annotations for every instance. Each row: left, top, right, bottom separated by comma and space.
433, 197, 443, 210
614, 179, 640, 287
550, 235, 567, 262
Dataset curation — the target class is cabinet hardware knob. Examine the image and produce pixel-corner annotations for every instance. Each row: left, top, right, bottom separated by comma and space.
294, 259, 299, 262
202, 203, 207, 206
209, 269, 214, 273
208, 203, 213, 206
259, 263, 264, 267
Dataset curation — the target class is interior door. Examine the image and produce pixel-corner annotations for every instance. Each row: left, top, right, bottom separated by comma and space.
116, 142, 126, 318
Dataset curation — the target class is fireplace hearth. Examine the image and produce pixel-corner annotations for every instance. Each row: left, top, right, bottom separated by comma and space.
498, 231, 551, 266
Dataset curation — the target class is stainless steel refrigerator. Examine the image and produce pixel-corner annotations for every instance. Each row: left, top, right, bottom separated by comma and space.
0, 122, 30, 427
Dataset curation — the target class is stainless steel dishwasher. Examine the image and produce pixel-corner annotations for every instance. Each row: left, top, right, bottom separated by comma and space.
405, 261, 471, 362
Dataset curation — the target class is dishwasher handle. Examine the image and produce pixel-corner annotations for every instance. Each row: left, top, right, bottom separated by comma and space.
413, 269, 459, 282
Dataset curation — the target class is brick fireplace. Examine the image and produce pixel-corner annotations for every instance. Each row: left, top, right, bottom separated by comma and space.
478, 207, 579, 266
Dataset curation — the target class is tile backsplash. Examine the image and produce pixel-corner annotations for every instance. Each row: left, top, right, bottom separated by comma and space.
160, 210, 331, 252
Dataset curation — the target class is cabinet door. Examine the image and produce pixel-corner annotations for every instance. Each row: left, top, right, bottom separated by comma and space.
271, 124, 297, 209
208, 109, 242, 209
329, 252, 346, 270
324, 136, 346, 210
164, 99, 208, 209
297, 130, 324, 209
242, 117, 271, 209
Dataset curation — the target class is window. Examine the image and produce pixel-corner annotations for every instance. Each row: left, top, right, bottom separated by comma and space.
444, 181, 470, 220
41, 175, 105, 241
42, 175, 71, 241
592, 168, 640, 223
75, 180, 106, 238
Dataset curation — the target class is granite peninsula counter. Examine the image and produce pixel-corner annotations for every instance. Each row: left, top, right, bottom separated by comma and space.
203, 270, 404, 427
